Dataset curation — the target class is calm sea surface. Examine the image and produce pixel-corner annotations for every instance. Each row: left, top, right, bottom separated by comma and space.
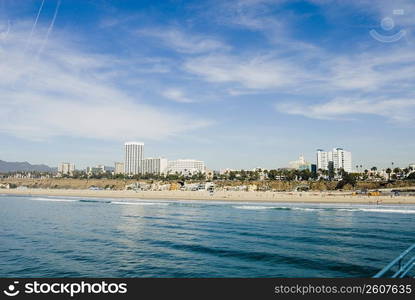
0, 194, 414, 277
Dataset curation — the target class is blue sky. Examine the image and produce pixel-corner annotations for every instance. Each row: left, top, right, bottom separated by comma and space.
0, 0, 414, 170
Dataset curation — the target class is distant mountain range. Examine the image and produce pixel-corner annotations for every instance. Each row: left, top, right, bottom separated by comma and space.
0, 160, 55, 173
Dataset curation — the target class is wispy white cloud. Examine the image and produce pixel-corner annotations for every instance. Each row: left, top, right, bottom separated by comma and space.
136, 27, 230, 54
182, 1, 415, 95
276, 97, 415, 124
0, 23, 210, 141
216, 0, 288, 30
181, 32, 415, 125
213, 0, 320, 50
0, 20, 10, 40
161, 88, 193, 103
325, 49, 415, 92
183, 54, 311, 89
182, 41, 415, 107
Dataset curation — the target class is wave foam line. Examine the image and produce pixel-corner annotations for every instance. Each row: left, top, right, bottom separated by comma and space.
30, 197, 77, 202
111, 201, 168, 206
234, 205, 415, 214
233, 205, 281, 210
357, 208, 415, 214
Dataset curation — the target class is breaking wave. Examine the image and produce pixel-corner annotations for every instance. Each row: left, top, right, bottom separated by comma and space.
233, 205, 415, 214
30, 197, 78, 202
111, 201, 168, 206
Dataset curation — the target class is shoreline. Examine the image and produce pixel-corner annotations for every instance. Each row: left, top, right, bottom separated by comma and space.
1, 188, 415, 204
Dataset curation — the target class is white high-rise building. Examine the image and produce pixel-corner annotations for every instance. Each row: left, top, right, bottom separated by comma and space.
124, 142, 144, 175
331, 148, 352, 172
167, 159, 205, 176
316, 148, 352, 173
316, 149, 330, 170
58, 162, 75, 175
142, 158, 168, 175
114, 162, 124, 175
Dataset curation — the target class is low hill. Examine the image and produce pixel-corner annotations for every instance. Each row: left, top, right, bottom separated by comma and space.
0, 160, 55, 173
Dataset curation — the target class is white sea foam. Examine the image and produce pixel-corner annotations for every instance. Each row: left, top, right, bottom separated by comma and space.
234, 205, 322, 211
233, 205, 291, 210
329, 207, 415, 214
233, 205, 415, 214
290, 207, 318, 211
234, 205, 272, 210
356, 208, 415, 214
111, 201, 168, 206
30, 197, 77, 202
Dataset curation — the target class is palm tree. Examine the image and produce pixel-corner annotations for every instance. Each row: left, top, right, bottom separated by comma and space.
369, 167, 377, 179
386, 168, 392, 180
403, 168, 410, 177
363, 169, 369, 180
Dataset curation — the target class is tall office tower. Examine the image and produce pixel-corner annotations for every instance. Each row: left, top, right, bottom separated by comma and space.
124, 142, 144, 175
142, 158, 168, 175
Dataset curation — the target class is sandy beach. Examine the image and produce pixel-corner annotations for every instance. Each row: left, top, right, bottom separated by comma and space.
1, 188, 415, 204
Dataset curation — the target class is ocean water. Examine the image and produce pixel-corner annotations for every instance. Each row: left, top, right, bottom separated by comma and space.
0, 194, 414, 278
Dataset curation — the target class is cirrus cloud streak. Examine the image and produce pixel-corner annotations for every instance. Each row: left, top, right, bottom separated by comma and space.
0, 23, 211, 142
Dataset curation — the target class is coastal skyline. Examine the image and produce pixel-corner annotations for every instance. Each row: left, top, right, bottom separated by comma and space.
0, 0, 414, 170
1, 140, 413, 173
